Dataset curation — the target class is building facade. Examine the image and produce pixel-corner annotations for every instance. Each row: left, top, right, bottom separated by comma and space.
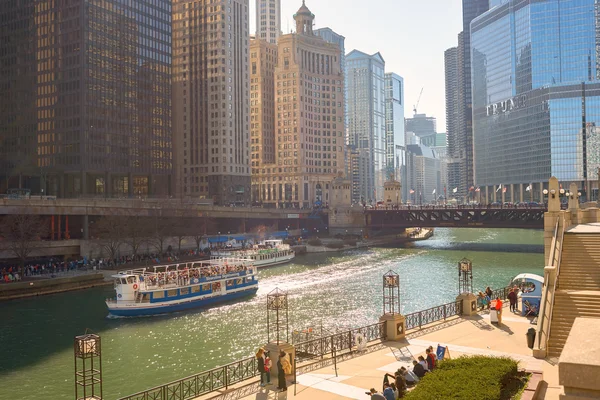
384, 73, 406, 199
250, 2, 346, 208
0, 0, 173, 197
250, 38, 278, 201
173, 0, 250, 205
406, 144, 443, 205
405, 114, 436, 138
444, 46, 463, 200
451, 0, 489, 200
346, 50, 386, 203
256, 0, 281, 44
471, 0, 600, 203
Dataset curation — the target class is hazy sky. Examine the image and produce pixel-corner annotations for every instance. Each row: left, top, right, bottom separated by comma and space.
249, 0, 464, 132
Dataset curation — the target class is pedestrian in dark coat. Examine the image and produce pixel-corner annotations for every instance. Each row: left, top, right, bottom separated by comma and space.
277, 351, 287, 391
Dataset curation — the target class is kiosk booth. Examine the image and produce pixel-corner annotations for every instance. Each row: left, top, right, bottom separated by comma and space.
510, 273, 544, 317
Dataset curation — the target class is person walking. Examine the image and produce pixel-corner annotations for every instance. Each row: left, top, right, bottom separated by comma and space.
508, 288, 518, 313
485, 286, 493, 309
277, 351, 288, 391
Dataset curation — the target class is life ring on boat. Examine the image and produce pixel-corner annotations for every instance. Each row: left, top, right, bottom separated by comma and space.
133, 284, 138, 290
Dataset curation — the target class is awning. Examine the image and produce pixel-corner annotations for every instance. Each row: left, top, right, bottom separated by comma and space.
269, 231, 289, 238
208, 237, 229, 243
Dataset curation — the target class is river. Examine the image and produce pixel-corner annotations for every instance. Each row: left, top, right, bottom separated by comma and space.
0, 228, 543, 400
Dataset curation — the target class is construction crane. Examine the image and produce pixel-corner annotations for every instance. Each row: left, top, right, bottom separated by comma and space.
413, 87, 424, 116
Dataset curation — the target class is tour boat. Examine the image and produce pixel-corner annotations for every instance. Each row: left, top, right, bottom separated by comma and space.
105, 258, 258, 317
212, 239, 295, 268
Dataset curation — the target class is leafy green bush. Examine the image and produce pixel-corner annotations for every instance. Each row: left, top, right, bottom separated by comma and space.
405, 356, 520, 400
325, 241, 345, 249
307, 238, 322, 246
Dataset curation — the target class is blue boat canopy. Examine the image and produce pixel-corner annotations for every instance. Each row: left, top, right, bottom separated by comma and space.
207, 237, 229, 243
269, 231, 289, 238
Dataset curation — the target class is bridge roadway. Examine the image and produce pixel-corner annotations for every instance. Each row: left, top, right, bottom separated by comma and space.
0, 198, 312, 219
366, 206, 546, 229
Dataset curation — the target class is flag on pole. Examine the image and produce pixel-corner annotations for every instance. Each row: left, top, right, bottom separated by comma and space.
475, 187, 481, 192
469, 186, 475, 191
452, 187, 458, 193
496, 184, 502, 192
432, 189, 436, 195
503, 187, 507, 193
409, 189, 415, 194
526, 185, 531, 192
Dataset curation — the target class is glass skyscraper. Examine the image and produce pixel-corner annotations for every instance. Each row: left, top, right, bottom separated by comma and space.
471, 0, 600, 203
385, 73, 406, 199
346, 50, 386, 203
0, 0, 173, 197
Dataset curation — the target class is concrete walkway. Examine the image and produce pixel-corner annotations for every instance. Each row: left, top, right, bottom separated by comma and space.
211, 307, 561, 400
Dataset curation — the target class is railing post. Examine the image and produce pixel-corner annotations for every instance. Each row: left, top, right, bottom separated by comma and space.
419, 312, 422, 329
225, 365, 228, 390
349, 330, 352, 352
443, 304, 447, 320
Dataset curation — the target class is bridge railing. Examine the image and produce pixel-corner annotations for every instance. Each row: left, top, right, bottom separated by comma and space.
404, 300, 462, 330
536, 214, 565, 352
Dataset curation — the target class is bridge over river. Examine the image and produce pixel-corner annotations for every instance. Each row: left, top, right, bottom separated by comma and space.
365, 206, 546, 230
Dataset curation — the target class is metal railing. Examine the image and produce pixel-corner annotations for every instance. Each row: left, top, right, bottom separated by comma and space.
294, 321, 386, 362
405, 300, 462, 330
475, 286, 513, 309
119, 299, 471, 400
118, 356, 258, 400
537, 214, 565, 350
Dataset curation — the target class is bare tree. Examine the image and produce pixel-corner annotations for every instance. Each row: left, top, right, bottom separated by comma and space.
192, 216, 216, 250
253, 224, 269, 241
93, 216, 125, 263
0, 214, 48, 267
122, 216, 150, 258
149, 216, 172, 256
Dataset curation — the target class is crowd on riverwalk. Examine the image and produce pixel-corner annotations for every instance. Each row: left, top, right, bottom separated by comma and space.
0, 248, 214, 284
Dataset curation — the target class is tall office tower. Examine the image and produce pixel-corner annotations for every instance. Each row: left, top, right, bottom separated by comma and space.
314, 27, 347, 175
471, 0, 600, 204
457, 0, 488, 199
249, 37, 278, 202
251, 1, 345, 208
444, 46, 462, 197
256, 0, 281, 44
346, 50, 386, 204
384, 73, 406, 199
173, 0, 250, 205
0, 0, 173, 197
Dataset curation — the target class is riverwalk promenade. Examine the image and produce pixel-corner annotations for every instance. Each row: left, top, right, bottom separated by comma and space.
192, 304, 561, 400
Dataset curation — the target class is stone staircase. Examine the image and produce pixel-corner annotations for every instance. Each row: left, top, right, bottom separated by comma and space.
547, 233, 600, 357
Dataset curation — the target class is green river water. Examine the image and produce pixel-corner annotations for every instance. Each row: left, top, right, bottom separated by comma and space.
0, 228, 544, 400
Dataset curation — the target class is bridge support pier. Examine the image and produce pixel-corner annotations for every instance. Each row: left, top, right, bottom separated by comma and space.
83, 215, 89, 240
457, 293, 478, 316
380, 313, 406, 341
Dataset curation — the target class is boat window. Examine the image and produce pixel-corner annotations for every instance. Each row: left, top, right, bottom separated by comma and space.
167, 289, 178, 297
226, 280, 233, 287
153, 291, 165, 299
192, 285, 200, 293
180, 287, 189, 295
202, 284, 211, 291
120, 278, 128, 284
127, 276, 135, 284
236, 279, 243, 285
142, 294, 150, 302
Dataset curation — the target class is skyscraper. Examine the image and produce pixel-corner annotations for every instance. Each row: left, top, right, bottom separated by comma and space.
454, 0, 488, 199
250, 1, 345, 208
256, 0, 281, 44
471, 0, 600, 203
0, 0, 173, 197
444, 46, 461, 197
384, 73, 406, 198
173, 0, 250, 205
346, 50, 386, 203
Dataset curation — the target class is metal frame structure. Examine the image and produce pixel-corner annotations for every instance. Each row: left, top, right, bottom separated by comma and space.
382, 270, 400, 315
366, 206, 545, 229
74, 333, 103, 400
458, 258, 473, 295
267, 287, 289, 344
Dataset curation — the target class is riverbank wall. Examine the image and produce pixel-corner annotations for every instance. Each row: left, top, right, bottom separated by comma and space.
0, 273, 109, 301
